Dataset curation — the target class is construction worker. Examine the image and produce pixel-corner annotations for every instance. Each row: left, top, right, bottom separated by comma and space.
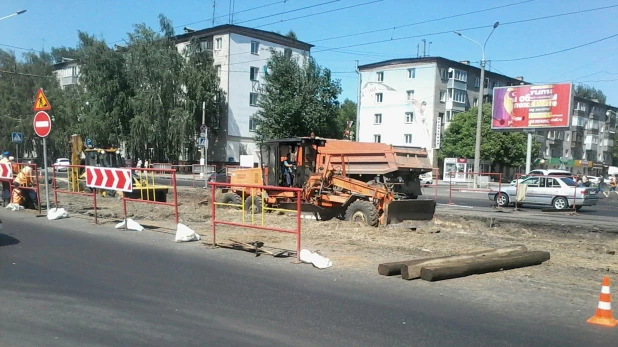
0, 154, 10, 206
9, 156, 19, 174
12, 166, 38, 209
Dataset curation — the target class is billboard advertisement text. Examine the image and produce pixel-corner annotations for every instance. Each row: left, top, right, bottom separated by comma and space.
491, 83, 573, 130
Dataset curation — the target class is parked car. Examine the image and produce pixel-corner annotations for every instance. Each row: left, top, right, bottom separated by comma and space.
586, 176, 601, 185
510, 169, 573, 186
489, 176, 598, 211
419, 172, 433, 186
54, 158, 70, 172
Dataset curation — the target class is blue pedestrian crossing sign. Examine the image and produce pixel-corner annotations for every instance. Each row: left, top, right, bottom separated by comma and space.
86, 138, 93, 147
199, 137, 207, 148
11, 132, 23, 144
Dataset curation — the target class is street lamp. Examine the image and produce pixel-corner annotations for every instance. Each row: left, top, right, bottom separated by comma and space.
0, 9, 27, 22
454, 22, 499, 186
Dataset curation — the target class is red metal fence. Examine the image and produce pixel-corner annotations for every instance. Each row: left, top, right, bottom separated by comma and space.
209, 181, 302, 262
52, 164, 98, 223
123, 167, 180, 225
447, 172, 502, 205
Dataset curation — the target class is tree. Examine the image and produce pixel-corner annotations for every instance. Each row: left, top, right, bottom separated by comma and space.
439, 104, 540, 170
337, 98, 357, 140
253, 49, 342, 141
574, 84, 607, 104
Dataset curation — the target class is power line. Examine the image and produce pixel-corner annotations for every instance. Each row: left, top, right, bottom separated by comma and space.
253, 0, 383, 29
310, 0, 536, 43
313, 4, 618, 53
0, 69, 54, 78
109, 0, 289, 44
492, 32, 618, 62
0, 43, 40, 53
235, 0, 342, 25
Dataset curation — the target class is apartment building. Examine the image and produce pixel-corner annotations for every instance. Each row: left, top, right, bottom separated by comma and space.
52, 58, 79, 89
536, 97, 618, 174
357, 57, 527, 167
52, 24, 313, 164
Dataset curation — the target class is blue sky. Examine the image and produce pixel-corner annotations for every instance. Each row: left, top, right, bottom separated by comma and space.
2, 0, 618, 105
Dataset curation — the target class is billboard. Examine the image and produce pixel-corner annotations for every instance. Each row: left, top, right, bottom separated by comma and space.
491, 83, 573, 130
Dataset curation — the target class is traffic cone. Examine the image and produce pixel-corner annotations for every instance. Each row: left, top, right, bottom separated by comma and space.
587, 276, 617, 328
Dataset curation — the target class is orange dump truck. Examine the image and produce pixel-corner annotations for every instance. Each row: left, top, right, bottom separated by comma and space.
318, 139, 433, 199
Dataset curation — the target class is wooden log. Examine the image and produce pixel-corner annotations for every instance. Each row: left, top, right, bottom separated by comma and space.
378, 245, 527, 277
419, 251, 551, 282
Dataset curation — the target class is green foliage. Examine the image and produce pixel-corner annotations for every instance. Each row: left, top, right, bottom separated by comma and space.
439, 104, 540, 167
253, 49, 342, 141
337, 99, 357, 140
574, 84, 607, 104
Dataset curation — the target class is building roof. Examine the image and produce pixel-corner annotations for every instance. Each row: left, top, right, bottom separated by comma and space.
358, 56, 529, 85
174, 24, 313, 51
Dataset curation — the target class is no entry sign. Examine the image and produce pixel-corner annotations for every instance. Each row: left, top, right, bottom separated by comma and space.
33, 111, 52, 138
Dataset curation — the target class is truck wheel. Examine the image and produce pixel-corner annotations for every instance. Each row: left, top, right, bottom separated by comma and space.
245, 196, 262, 213
345, 200, 379, 227
219, 192, 242, 208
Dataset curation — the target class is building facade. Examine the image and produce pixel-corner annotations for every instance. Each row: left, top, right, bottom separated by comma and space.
52, 25, 313, 164
535, 97, 618, 174
357, 57, 527, 167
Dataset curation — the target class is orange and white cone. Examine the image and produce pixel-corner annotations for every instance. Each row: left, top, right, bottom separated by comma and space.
587, 276, 617, 328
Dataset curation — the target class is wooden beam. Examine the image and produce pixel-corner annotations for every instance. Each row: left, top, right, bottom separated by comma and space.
378, 245, 527, 277
419, 251, 551, 282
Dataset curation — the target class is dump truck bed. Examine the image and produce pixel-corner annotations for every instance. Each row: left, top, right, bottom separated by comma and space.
318, 139, 433, 175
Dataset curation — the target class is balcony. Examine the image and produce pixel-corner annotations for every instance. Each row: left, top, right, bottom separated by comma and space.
602, 138, 614, 147
60, 75, 79, 86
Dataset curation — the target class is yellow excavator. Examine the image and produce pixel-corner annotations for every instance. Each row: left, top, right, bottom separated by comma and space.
67, 134, 170, 202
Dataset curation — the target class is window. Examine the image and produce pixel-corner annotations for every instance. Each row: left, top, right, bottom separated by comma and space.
484, 78, 489, 88
575, 102, 586, 112
405, 112, 414, 123
249, 116, 257, 132
377, 72, 384, 82
564, 149, 569, 156
406, 90, 414, 101
566, 133, 570, 141
215, 38, 222, 50
250, 67, 259, 81
473, 98, 478, 107
404, 134, 412, 144
250, 93, 259, 106
453, 69, 467, 82
375, 93, 383, 103
215, 65, 221, 77
71, 66, 78, 77
449, 88, 466, 103
439, 90, 446, 102
374, 134, 381, 143
474, 77, 480, 88
251, 41, 260, 54
199, 39, 213, 51
440, 68, 448, 80
407, 68, 416, 79
284, 48, 292, 58
446, 110, 453, 122
374, 113, 382, 124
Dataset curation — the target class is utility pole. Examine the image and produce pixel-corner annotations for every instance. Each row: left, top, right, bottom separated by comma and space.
202, 101, 207, 188
212, 0, 216, 26
454, 22, 499, 187
355, 60, 362, 142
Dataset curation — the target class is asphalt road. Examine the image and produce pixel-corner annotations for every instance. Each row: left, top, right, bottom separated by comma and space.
421, 186, 618, 218
1, 212, 617, 346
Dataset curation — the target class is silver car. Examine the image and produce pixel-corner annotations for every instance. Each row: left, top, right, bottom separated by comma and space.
488, 176, 598, 211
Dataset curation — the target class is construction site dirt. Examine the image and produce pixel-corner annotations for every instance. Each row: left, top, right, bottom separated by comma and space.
47, 185, 618, 303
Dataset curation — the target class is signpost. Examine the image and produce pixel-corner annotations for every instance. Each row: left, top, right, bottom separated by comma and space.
12, 132, 23, 162
200, 101, 208, 188
33, 88, 52, 210
85, 167, 133, 192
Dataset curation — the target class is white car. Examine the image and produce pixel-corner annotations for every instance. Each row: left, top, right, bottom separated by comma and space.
419, 172, 433, 186
510, 169, 573, 186
586, 176, 601, 185
54, 158, 70, 172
